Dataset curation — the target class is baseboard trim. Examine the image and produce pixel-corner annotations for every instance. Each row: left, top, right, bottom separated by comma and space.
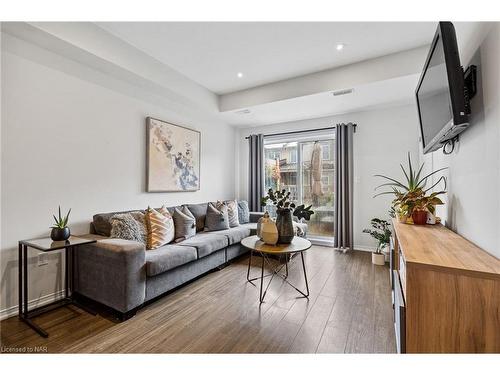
353, 245, 378, 252
0, 289, 66, 321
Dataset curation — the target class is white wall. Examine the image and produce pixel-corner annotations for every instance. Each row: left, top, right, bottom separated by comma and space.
420, 23, 500, 258
0, 35, 236, 316
237, 104, 420, 250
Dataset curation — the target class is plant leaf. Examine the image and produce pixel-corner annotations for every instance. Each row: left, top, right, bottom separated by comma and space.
407, 152, 414, 188
416, 167, 448, 189
424, 175, 447, 193
374, 175, 408, 190
400, 164, 410, 185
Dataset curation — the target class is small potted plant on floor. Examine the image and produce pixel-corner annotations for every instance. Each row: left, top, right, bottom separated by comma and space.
363, 218, 391, 265
51, 206, 71, 241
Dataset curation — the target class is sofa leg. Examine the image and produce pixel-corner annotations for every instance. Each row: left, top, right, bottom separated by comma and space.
216, 263, 229, 271
116, 308, 138, 322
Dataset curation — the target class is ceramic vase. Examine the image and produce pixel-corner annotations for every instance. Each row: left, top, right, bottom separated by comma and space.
256, 211, 270, 239
276, 208, 294, 244
260, 215, 279, 245
51, 227, 70, 241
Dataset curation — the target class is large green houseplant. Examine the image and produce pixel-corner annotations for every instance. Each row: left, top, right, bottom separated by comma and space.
374, 153, 447, 224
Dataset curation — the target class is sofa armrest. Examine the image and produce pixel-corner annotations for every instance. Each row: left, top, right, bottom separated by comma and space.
249, 211, 264, 223
74, 236, 146, 313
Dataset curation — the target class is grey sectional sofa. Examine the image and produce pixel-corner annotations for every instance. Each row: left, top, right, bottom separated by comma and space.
74, 200, 307, 320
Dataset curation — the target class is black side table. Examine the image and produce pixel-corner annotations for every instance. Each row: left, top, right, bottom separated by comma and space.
18, 236, 97, 338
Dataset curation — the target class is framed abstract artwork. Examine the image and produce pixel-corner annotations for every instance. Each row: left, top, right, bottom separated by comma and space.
146, 117, 201, 192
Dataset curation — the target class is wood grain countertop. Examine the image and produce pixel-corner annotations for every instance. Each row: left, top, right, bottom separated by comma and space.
392, 219, 500, 279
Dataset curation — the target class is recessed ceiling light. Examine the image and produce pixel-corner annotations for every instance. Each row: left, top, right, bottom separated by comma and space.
336, 43, 345, 51
237, 72, 243, 78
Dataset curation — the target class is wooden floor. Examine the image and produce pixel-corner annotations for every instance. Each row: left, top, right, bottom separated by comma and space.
0, 247, 396, 353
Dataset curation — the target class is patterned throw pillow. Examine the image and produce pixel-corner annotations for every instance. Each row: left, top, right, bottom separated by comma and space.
237, 200, 250, 224
172, 206, 196, 242
110, 213, 146, 244
204, 202, 230, 231
225, 200, 240, 227
145, 206, 175, 250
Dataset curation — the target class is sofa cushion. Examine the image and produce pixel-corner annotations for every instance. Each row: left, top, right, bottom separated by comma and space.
204, 202, 230, 232
178, 233, 228, 258
110, 212, 146, 245
186, 203, 208, 232
240, 223, 258, 236
173, 206, 196, 242
145, 207, 175, 250
294, 222, 308, 237
213, 226, 251, 245
237, 200, 250, 224
93, 210, 144, 237
145, 244, 198, 276
225, 200, 240, 227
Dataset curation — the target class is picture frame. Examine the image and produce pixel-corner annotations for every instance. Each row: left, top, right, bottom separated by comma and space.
146, 117, 201, 192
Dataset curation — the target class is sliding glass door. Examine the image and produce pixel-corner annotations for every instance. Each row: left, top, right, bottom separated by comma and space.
263, 132, 335, 241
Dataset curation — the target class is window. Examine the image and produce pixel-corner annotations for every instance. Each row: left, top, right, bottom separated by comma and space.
322, 144, 331, 160
266, 150, 281, 161
264, 135, 335, 240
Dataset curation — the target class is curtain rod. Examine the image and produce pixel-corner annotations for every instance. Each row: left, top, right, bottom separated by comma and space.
244, 123, 356, 139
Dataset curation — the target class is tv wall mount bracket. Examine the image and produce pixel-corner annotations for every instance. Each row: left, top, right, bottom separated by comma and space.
443, 64, 477, 155
463, 64, 477, 114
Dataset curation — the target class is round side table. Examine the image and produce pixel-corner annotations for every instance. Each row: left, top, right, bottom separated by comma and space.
241, 235, 312, 304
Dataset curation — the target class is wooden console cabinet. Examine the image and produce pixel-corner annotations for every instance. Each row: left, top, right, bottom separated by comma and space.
391, 220, 500, 353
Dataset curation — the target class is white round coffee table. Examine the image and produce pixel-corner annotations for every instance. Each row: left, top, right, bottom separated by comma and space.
241, 235, 312, 303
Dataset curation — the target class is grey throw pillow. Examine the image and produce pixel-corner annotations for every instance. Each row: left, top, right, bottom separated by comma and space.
237, 200, 250, 224
110, 213, 146, 244
205, 202, 230, 231
173, 206, 196, 242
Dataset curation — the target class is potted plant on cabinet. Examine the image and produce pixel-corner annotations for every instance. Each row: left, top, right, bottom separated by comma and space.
363, 218, 392, 265
261, 188, 314, 244
374, 152, 447, 223
51, 206, 71, 241
404, 191, 445, 225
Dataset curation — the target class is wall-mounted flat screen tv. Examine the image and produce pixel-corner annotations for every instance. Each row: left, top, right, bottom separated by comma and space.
416, 22, 469, 154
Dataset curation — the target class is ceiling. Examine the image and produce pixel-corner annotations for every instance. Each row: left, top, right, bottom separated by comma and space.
97, 22, 437, 94
219, 74, 420, 127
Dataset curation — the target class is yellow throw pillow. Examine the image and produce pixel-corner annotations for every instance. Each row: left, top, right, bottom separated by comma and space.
145, 206, 175, 250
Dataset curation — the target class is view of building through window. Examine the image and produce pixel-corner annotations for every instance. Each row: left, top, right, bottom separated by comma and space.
263, 135, 335, 240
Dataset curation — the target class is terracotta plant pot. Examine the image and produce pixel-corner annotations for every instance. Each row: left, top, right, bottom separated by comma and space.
412, 210, 428, 225
372, 253, 385, 266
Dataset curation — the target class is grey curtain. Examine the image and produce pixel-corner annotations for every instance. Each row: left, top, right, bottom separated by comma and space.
334, 123, 354, 251
248, 134, 264, 212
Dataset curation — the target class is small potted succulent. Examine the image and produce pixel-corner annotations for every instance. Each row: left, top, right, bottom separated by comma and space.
51, 206, 71, 241
261, 188, 314, 244
363, 218, 392, 265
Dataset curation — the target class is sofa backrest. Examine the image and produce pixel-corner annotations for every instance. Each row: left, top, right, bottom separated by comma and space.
92, 200, 248, 237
